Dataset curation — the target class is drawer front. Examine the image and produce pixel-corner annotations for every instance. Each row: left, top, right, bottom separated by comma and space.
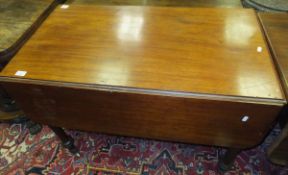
3, 82, 282, 148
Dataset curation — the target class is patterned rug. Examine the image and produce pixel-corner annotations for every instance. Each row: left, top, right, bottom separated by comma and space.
0, 123, 287, 175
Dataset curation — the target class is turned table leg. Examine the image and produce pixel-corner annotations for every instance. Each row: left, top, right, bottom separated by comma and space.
218, 148, 241, 173
49, 126, 79, 155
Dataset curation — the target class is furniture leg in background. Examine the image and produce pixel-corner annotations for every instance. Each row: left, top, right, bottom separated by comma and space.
218, 148, 241, 172
49, 126, 79, 155
267, 106, 288, 166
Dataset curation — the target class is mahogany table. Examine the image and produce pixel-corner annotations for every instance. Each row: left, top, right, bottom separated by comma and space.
0, 5, 285, 170
259, 12, 288, 166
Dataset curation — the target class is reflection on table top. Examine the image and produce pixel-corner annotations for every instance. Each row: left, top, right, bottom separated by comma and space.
0, 0, 242, 55
1, 6, 284, 102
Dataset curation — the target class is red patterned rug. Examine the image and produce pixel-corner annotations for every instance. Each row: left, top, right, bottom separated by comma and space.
0, 123, 287, 175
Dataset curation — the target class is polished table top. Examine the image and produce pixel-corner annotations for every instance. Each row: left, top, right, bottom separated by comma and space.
0, 6, 284, 103
67, 0, 242, 8
0, 0, 242, 55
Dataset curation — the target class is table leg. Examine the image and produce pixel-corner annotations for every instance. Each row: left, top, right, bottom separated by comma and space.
26, 120, 42, 135
49, 126, 79, 155
218, 148, 241, 173
278, 106, 288, 129
57, 0, 67, 3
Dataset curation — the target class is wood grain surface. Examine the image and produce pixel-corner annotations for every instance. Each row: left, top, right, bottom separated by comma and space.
1, 6, 284, 101
2, 81, 283, 148
67, 0, 242, 8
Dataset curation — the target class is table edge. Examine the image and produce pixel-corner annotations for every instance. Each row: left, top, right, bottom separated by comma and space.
257, 12, 288, 99
0, 76, 285, 105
